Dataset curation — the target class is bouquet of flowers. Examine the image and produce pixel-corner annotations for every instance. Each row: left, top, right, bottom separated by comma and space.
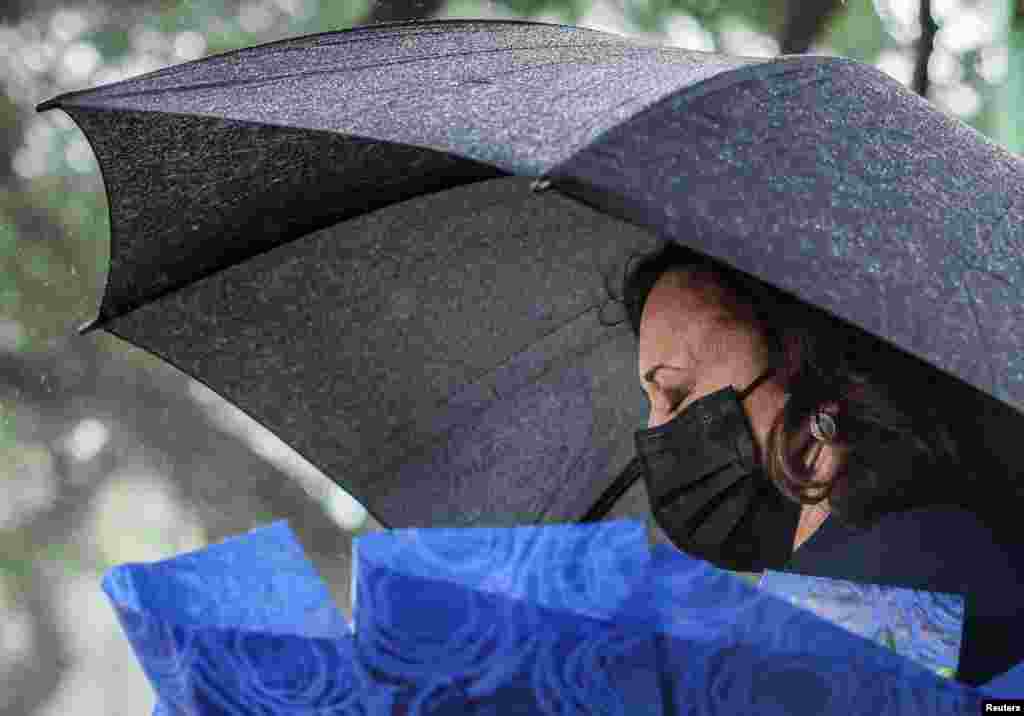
101, 519, 1020, 714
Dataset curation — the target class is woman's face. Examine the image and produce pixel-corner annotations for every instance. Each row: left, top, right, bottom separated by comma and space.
637, 266, 847, 512
637, 266, 773, 431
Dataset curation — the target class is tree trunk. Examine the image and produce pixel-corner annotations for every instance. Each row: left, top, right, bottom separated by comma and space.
778, 0, 845, 54
912, 0, 938, 99
360, 0, 450, 26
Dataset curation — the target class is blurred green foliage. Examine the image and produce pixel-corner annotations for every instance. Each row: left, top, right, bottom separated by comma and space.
0, 400, 16, 453
994, 0, 1024, 154
820, 0, 884, 64
0, 537, 98, 582
316, 0, 374, 33
77, 26, 133, 59
2, 178, 108, 352
151, 0, 233, 34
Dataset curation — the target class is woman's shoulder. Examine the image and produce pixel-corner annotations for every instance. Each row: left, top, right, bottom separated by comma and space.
784, 502, 1022, 592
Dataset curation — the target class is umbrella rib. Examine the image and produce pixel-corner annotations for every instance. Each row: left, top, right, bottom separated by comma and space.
327, 60, 609, 122
957, 272, 1001, 396
552, 84, 669, 145
480, 302, 606, 401
946, 243, 1019, 296
71, 44, 641, 103
523, 409, 599, 527
381, 302, 604, 447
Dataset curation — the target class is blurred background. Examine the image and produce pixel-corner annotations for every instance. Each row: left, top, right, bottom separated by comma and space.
1, 0, 1021, 713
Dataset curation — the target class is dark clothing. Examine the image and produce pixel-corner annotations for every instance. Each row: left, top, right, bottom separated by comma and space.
602, 474, 1024, 688
782, 504, 1024, 687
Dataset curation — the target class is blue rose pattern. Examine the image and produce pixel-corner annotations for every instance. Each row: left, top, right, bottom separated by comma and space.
102, 520, 989, 715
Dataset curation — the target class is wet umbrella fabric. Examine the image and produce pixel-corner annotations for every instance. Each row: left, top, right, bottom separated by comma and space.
35, 19, 1024, 536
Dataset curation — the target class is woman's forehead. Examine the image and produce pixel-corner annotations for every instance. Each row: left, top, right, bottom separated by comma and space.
637, 267, 754, 371
638, 271, 714, 365
641, 269, 727, 331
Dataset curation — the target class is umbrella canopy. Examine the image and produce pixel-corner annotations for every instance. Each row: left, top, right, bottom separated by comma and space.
35, 19, 1024, 535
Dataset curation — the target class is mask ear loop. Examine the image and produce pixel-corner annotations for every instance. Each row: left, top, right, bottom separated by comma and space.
579, 455, 646, 523
737, 366, 775, 402
737, 367, 837, 517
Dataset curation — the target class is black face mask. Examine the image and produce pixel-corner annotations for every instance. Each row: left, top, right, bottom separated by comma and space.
633, 368, 802, 573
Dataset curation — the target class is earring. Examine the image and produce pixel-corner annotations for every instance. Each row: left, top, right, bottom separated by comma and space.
810, 410, 837, 443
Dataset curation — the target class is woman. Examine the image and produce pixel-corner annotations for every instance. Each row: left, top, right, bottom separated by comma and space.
598, 240, 1023, 688
602, 239, 963, 555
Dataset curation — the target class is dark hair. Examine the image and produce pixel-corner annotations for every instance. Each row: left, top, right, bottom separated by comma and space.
599, 240, 963, 531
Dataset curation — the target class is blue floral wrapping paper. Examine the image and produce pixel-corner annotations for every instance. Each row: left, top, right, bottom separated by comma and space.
756, 570, 965, 681
101, 519, 1021, 715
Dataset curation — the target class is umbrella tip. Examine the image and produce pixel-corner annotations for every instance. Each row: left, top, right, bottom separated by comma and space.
77, 317, 100, 335
36, 98, 61, 113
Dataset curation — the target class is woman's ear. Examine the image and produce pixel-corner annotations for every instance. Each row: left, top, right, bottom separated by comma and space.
803, 403, 848, 491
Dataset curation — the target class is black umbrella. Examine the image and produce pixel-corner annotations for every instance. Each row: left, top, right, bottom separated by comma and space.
35, 18, 1024, 539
